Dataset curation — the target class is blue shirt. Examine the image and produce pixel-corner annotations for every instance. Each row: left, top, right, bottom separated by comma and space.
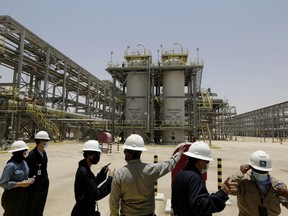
0, 160, 29, 190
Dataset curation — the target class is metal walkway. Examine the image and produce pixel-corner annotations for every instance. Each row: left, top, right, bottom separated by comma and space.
0, 15, 113, 141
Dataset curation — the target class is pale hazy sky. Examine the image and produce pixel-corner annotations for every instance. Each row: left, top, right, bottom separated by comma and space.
1, 1, 287, 114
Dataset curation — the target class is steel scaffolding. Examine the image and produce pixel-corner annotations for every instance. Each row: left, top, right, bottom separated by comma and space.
0, 16, 113, 141
225, 101, 288, 142
0, 15, 236, 144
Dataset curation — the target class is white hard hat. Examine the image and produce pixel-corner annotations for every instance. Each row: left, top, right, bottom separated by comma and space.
9, 140, 28, 153
35, 131, 50, 140
82, 140, 102, 153
123, 134, 147, 151
249, 150, 272, 172
184, 141, 213, 161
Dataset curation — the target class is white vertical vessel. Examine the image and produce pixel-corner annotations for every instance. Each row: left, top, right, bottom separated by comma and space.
162, 58, 185, 143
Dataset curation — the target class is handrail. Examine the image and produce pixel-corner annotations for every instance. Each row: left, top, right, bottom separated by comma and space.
25, 102, 63, 141
107, 59, 204, 68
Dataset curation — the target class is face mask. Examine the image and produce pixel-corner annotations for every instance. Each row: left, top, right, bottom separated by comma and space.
92, 155, 100, 164
12, 151, 25, 163
252, 171, 268, 182
201, 163, 209, 174
23, 150, 28, 158
44, 142, 49, 148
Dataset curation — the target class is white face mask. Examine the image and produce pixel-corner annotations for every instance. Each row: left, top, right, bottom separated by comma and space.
44, 141, 49, 148
23, 150, 28, 158
201, 163, 209, 174
252, 171, 268, 182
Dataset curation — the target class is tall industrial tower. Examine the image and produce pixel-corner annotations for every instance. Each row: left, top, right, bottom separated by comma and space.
106, 43, 209, 144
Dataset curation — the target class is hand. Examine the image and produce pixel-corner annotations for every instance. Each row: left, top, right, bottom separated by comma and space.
27, 177, 35, 184
17, 179, 33, 188
221, 177, 238, 195
276, 188, 288, 198
108, 168, 115, 177
100, 163, 111, 174
240, 164, 251, 174
103, 165, 109, 173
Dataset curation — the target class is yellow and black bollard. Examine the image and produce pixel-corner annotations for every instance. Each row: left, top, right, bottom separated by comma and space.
109, 143, 112, 154
217, 158, 222, 190
154, 155, 158, 196
153, 154, 164, 200
117, 143, 120, 152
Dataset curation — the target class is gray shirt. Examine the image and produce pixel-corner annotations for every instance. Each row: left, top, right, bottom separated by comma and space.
0, 160, 29, 190
109, 152, 181, 216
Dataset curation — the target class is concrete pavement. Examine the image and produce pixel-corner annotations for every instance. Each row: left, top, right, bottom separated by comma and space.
1, 138, 288, 215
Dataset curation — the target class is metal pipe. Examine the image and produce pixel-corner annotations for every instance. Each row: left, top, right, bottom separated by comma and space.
192, 71, 198, 138
44, 46, 50, 105
173, 42, 183, 54
110, 51, 113, 63
62, 60, 67, 111
137, 43, 146, 55
112, 74, 116, 139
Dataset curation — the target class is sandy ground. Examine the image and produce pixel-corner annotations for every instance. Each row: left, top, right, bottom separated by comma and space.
1, 138, 288, 216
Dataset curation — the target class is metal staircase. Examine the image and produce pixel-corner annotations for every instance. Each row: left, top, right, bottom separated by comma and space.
198, 88, 213, 144
198, 88, 212, 108
25, 102, 63, 141
201, 123, 212, 145
0, 87, 63, 142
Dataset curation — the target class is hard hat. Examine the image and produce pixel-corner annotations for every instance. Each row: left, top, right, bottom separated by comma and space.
9, 140, 28, 153
35, 131, 50, 140
82, 140, 102, 153
249, 150, 272, 172
123, 134, 147, 151
184, 141, 213, 161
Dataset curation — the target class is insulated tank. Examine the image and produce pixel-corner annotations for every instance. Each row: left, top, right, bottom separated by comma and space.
125, 60, 147, 133
162, 58, 185, 144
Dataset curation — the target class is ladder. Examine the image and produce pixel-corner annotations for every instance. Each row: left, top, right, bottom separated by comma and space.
199, 89, 212, 108
25, 102, 63, 141
201, 123, 212, 145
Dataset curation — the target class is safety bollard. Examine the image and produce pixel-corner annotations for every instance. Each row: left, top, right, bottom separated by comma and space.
109, 143, 112, 154
117, 143, 120, 152
153, 154, 164, 200
217, 158, 222, 190
217, 158, 232, 205
154, 155, 158, 196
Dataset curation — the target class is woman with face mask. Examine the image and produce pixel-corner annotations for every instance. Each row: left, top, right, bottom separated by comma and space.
25, 130, 50, 216
172, 141, 236, 216
230, 150, 288, 216
71, 140, 115, 216
0, 140, 35, 216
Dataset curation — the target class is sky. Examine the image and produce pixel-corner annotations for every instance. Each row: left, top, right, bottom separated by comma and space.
1, 0, 287, 114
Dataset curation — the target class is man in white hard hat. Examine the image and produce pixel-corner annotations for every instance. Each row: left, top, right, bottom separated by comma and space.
71, 140, 115, 216
25, 130, 50, 216
231, 150, 288, 216
109, 134, 185, 216
172, 141, 236, 216
0, 140, 35, 215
